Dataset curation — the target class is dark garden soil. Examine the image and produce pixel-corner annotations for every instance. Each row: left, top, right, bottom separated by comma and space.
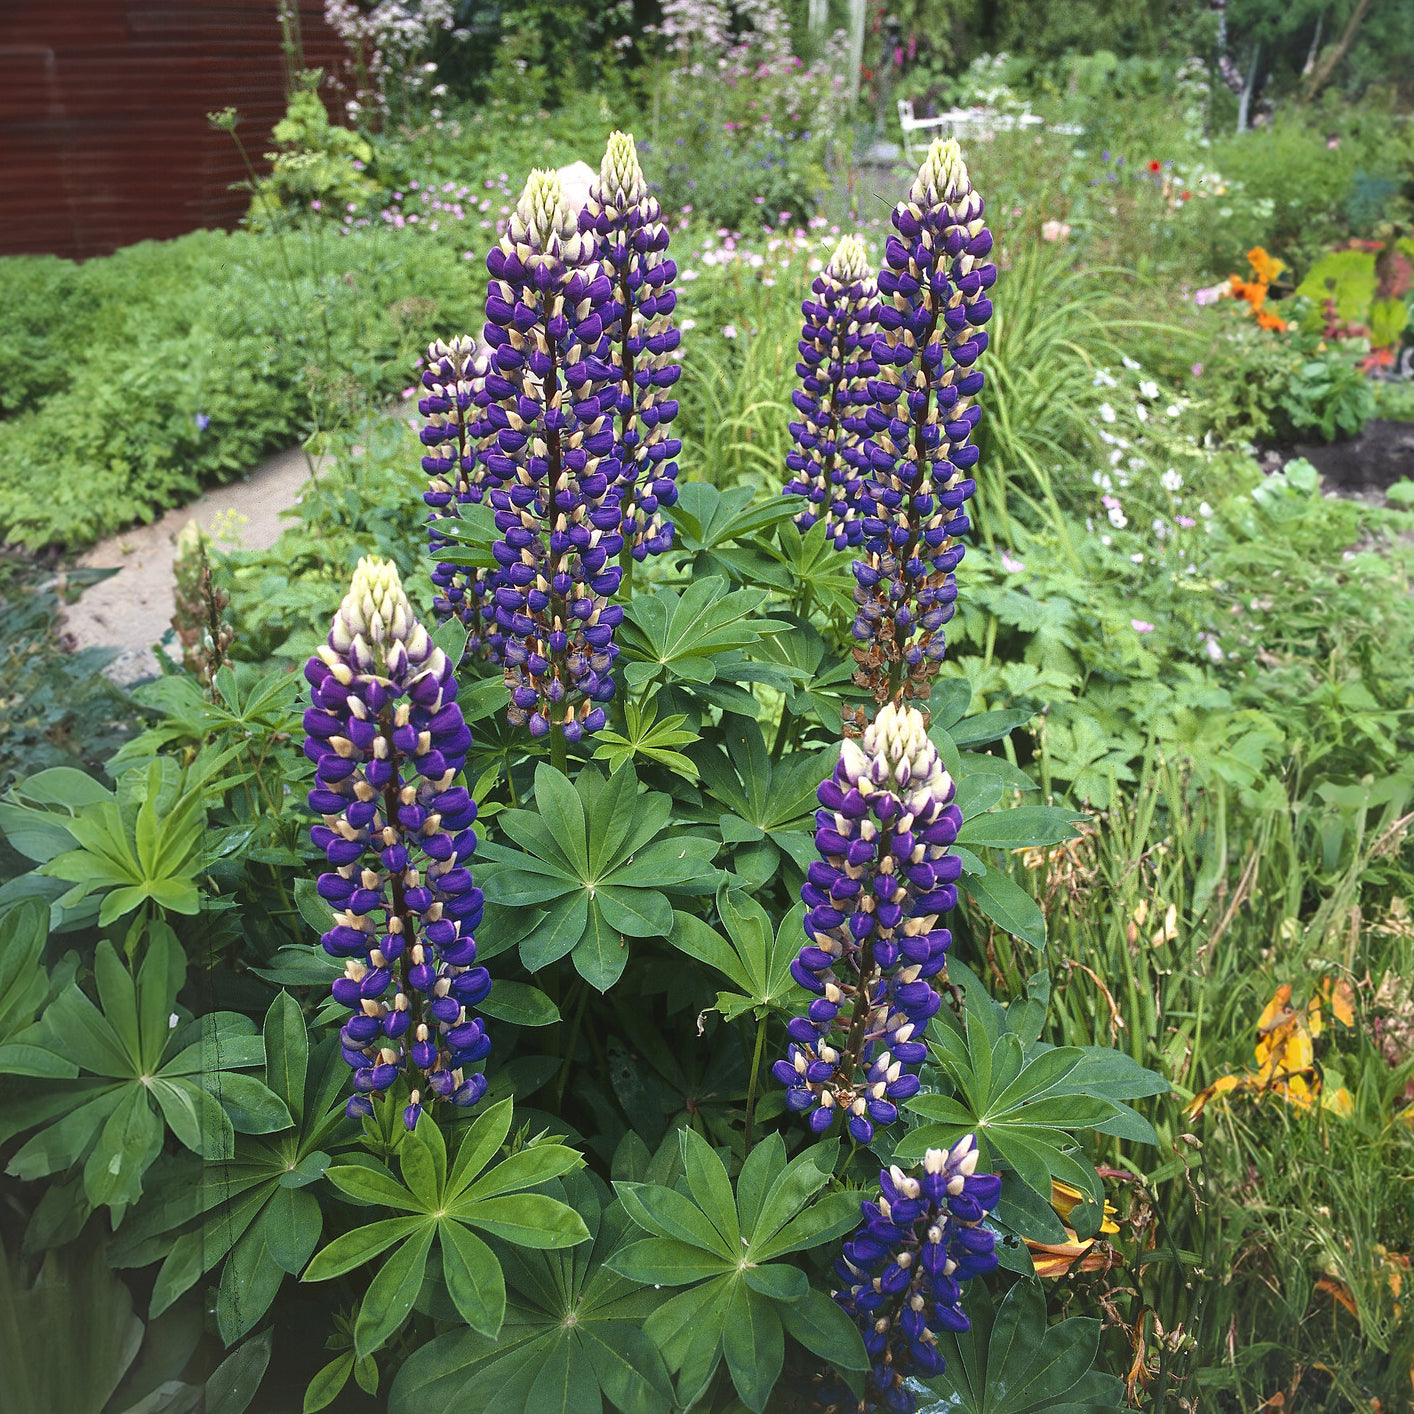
1286, 417, 1414, 504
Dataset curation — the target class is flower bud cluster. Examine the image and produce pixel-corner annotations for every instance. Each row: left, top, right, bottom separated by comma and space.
482, 169, 626, 742
420, 335, 501, 659
580, 131, 683, 561
829, 1138, 1001, 1413
785, 234, 879, 550
853, 138, 996, 698
303, 558, 490, 1130
773, 704, 962, 1144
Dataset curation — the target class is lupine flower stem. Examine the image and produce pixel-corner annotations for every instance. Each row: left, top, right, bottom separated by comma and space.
823, 1137, 1001, 1412
580, 131, 682, 573
743, 1009, 769, 1153
303, 558, 490, 1130
851, 136, 996, 709
775, 703, 961, 1144
482, 168, 626, 745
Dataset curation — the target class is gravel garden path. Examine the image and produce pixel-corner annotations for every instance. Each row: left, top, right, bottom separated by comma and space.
61, 444, 320, 685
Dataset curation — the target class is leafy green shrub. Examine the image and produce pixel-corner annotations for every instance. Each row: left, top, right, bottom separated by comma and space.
0, 227, 479, 551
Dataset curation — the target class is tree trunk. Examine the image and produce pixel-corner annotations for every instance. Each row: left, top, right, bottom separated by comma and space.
1302, 11, 1325, 76
1301, 0, 1372, 102
1236, 41, 1261, 133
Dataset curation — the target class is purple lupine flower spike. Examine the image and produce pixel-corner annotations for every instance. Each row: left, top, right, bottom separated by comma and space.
580, 131, 682, 561
773, 704, 961, 1143
854, 138, 996, 704
482, 169, 625, 744
421, 335, 502, 660
827, 1137, 1000, 1413
785, 234, 879, 551
303, 558, 489, 1129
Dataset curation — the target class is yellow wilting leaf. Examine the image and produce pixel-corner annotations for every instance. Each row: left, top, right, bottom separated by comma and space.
1025, 1180, 1122, 1277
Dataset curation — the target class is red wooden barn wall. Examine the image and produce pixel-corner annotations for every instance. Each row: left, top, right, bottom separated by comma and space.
0, 2, 349, 259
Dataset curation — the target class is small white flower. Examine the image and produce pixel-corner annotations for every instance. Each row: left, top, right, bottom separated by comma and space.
1135, 404, 1148, 423
1166, 404, 1181, 418
1107, 506, 1128, 529
1130, 552, 1145, 564
1093, 369, 1118, 388
1139, 379, 1159, 399
1198, 501, 1213, 518
1123, 355, 1142, 371
721, 324, 738, 339
1161, 469, 1183, 491
1098, 403, 1116, 423
680, 318, 697, 331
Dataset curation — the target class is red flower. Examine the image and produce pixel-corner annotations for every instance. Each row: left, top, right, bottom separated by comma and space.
1147, 160, 1161, 173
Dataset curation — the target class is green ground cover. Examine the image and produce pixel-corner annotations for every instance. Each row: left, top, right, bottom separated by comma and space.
1, 3, 1413, 1411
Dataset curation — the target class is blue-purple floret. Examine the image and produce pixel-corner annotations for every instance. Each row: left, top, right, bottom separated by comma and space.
481, 169, 625, 742
580, 130, 682, 560
822, 1138, 1000, 1413
420, 335, 501, 660
303, 558, 490, 1130
853, 138, 996, 682
785, 234, 879, 550
773, 704, 962, 1144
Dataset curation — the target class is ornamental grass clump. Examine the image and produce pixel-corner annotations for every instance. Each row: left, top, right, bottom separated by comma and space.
774, 702, 961, 1144
852, 137, 996, 705
482, 168, 626, 745
579, 130, 683, 565
304, 557, 489, 1129
785, 233, 880, 550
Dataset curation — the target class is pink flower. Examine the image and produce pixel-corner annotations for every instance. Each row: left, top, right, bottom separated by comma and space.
1131, 619, 1156, 634
1191, 363, 1203, 377
1000, 552, 1025, 574
1176, 515, 1196, 528
1041, 220, 1070, 242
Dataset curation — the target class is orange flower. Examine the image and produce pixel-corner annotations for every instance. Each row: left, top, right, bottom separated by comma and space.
1246, 246, 1286, 285
1186, 980, 1354, 1117
1023, 1180, 1121, 1278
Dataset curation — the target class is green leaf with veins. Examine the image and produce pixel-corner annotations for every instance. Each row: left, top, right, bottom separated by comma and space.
606, 1130, 866, 1413
477, 763, 721, 991
387, 1169, 675, 1414
0, 924, 283, 1224
617, 575, 789, 696
304, 1097, 588, 1359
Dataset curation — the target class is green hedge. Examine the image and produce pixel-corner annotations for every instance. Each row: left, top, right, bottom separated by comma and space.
0, 227, 481, 551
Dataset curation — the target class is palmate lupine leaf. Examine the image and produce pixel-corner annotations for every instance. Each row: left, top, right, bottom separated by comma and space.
112, 992, 352, 1343
605, 1129, 866, 1413
766, 519, 857, 625
476, 763, 721, 991
617, 574, 789, 695
26, 751, 242, 925
591, 694, 702, 781
898, 963, 1167, 1215
386, 1171, 675, 1414
689, 720, 836, 887
669, 888, 810, 1024
669, 483, 799, 588
919, 1280, 1125, 1414
749, 621, 867, 730
303, 1097, 588, 1359
0, 924, 286, 1223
